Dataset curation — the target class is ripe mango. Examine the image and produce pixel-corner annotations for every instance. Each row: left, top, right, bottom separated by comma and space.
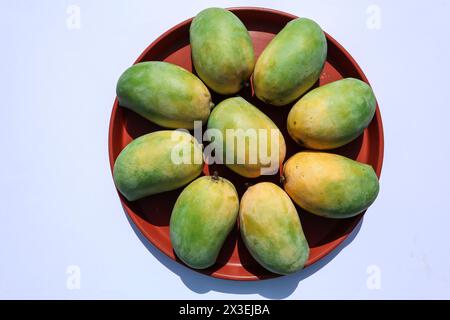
190, 8, 255, 94
287, 78, 376, 150
206, 97, 286, 178
113, 131, 203, 201
116, 61, 213, 129
253, 18, 327, 106
283, 152, 379, 218
170, 175, 239, 269
240, 182, 309, 275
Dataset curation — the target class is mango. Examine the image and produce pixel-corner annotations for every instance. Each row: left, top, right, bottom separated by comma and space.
240, 182, 309, 275
170, 175, 239, 269
207, 97, 286, 178
283, 152, 379, 218
113, 131, 203, 201
287, 78, 376, 150
116, 61, 213, 129
190, 8, 255, 94
253, 18, 327, 106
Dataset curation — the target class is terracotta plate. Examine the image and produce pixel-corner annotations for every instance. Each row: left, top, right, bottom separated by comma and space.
108, 7, 384, 280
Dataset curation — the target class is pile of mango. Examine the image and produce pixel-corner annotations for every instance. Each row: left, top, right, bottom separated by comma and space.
113, 8, 379, 275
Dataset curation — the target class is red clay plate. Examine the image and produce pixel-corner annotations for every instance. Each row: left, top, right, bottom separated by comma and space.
108, 7, 384, 280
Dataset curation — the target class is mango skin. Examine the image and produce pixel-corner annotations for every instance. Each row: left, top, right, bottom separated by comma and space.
207, 97, 286, 178
113, 131, 203, 201
170, 176, 239, 269
240, 182, 309, 275
283, 152, 379, 219
190, 8, 255, 95
287, 78, 376, 150
116, 61, 213, 129
253, 18, 327, 106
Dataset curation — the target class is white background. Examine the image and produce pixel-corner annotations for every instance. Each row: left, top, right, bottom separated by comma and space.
1, 0, 449, 299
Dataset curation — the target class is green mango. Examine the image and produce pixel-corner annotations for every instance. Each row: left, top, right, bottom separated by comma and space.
253, 18, 327, 106
116, 61, 213, 129
207, 97, 286, 178
113, 131, 203, 201
170, 175, 239, 269
287, 78, 376, 150
190, 8, 255, 94
283, 152, 379, 218
240, 182, 309, 275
